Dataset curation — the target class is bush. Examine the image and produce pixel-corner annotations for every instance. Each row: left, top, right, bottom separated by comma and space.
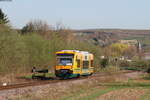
98, 66, 120, 73
100, 58, 109, 68
131, 60, 150, 69
119, 60, 131, 67
119, 60, 150, 71
0, 26, 26, 73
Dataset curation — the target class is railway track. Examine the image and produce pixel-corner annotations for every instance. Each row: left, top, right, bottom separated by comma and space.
0, 76, 89, 91
0, 70, 136, 91
0, 80, 59, 91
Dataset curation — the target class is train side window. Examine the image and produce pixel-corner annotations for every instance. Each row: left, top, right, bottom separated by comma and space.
85, 56, 87, 60
91, 60, 93, 67
77, 60, 80, 68
83, 61, 89, 68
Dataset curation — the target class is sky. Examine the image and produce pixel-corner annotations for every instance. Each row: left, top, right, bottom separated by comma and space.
0, 0, 150, 29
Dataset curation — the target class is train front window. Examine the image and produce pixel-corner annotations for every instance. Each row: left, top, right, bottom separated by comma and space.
57, 54, 74, 66
58, 58, 73, 66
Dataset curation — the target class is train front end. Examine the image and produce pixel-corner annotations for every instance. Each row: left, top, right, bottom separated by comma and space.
55, 50, 76, 79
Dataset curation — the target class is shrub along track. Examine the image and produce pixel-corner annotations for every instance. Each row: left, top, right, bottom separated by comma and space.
0, 70, 137, 91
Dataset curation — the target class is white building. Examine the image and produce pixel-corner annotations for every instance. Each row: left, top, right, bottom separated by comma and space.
144, 53, 150, 60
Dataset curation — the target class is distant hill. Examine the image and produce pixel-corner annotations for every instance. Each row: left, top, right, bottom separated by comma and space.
73, 29, 150, 51
73, 30, 118, 46
74, 29, 150, 36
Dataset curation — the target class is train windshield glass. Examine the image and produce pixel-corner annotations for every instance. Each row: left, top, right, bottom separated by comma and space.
56, 54, 74, 66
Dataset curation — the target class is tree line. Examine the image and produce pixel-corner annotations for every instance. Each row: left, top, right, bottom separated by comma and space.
0, 9, 101, 74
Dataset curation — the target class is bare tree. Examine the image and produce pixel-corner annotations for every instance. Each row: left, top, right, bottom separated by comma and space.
21, 20, 52, 36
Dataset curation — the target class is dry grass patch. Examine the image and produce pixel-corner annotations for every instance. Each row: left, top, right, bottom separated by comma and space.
95, 88, 147, 100
61, 86, 105, 100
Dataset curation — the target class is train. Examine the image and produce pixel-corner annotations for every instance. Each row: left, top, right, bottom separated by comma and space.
55, 50, 94, 79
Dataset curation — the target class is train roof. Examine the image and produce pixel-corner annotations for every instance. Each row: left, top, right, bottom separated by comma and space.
56, 50, 91, 54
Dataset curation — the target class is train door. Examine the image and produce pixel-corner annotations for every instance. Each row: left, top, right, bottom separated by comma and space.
89, 54, 94, 74
82, 54, 89, 75
76, 54, 81, 74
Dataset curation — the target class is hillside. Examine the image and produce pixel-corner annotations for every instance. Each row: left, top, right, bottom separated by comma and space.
73, 29, 150, 51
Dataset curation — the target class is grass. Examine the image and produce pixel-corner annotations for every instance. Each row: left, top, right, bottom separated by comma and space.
138, 89, 150, 100
98, 66, 120, 73
58, 71, 150, 100
58, 84, 123, 100
58, 81, 150, 100
24, 83, 150, 100
76, 87, 122, 100
120, 66, 143, 71
58, 79, 150, 100
143, 74, 150, 80
98, 81, 150, 88
58, 87, 99, 100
